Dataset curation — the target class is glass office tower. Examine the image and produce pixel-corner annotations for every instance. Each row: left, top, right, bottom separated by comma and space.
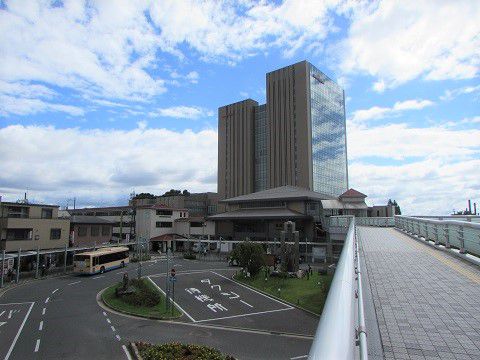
309, 64, 348, 197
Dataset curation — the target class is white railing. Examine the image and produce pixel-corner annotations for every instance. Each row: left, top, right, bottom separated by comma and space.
356, 217, 395, 227
395, 215, 480, 257
308, 217, 368, 360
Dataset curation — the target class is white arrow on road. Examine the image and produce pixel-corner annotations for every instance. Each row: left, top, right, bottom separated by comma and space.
0, 321, 6, 327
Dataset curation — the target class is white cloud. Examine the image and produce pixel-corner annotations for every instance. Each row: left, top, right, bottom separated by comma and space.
350, 99, 434, 123
0, 94, 84, 117
338, 1, 480, 90
347, 119, 480, 214
0, 124, 217, 206
440, 85, 480, 101
148, 106, 213, 119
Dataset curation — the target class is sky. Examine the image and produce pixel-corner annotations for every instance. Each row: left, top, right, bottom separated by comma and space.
0, 0, 479, 215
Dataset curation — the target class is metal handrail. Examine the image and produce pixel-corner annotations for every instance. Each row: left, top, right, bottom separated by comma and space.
308, 217, 368, 360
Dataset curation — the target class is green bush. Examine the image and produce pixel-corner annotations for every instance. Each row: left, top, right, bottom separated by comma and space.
230, 242, 265, 277
136, 342, 235, 360
183, 253, 196, 260
117, 279, 160, 307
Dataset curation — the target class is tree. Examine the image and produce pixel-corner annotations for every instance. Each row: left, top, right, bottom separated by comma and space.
162, 189, 182, 197
182, 189, 191, 196
230, 242, 265, 277
393, 200, 401, 215
133, 193, 156, 199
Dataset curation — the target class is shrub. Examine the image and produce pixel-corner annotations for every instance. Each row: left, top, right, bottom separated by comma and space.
137, 342, 235, 360
183, 253, 196, 260
117, 279, 160, 307
230, 242, 265, 277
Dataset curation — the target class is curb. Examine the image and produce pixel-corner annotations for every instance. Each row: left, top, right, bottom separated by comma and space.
99, 285, 183, 321
231, 273, 320, 318
129, 342, 143, 360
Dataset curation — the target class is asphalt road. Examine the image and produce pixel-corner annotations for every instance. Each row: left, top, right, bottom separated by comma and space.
0, 257, 318, 360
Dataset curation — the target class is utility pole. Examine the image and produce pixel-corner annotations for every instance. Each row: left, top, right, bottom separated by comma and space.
165, 248, 171, 311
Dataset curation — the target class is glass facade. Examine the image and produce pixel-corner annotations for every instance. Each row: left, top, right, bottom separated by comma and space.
309, 64, 348, 197
254, 104, 267, 192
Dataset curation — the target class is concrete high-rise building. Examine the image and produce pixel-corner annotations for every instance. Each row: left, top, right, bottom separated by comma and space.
218, 60, 348, 200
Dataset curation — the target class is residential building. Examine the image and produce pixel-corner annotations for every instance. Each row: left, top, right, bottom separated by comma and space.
218, 60, 348, 200
135, 205, 215, 252
68, 206, 134, 242
69, 215, 114, 247
130, 192, 219, 217
0, 201, 70, 252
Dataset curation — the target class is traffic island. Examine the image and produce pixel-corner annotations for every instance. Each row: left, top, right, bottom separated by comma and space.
234, 271, 332, 315
101, 277, 182, 320
131, 341, 236, 360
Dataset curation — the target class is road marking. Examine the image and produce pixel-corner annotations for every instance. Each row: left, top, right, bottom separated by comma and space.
103, 311, 107, 316
290, 355, 308, 359
122, 344, 133, 360
148, 268, 232, 278
8, 310, 13, 318
240, 300, 254, 308
34, 339, 40, 353
0, 321, 6, 327
146, 276, 196, 322
211, 271, 294, 309
42, 308, 46, 315
92, 275, 105, 280
0, 310, 5, 316
106, 318, 111, 324
39, 321, 43, 331
116, 334, 121, 341
52, 288, 58, 294
195, 307, 293, 323
111, 325, 116, 332
45, 297, 50, 304
67, 280, 82, 286
4, 302, 34, 360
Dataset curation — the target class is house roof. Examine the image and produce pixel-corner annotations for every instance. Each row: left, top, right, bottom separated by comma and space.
339, 188, 367, 198
150, 233, 188, 242
208, 207, 310, 220
70, 215, 115, 225
137, 204, 188, 211
221, 185, 336, 203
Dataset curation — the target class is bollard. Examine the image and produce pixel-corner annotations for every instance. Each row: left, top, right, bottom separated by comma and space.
35, 247, 40, 279
16, 248, 21, 283
1, 250, 5, 288
64, 244, 68, 273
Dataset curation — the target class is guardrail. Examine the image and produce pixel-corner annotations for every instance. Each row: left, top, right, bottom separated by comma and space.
356, 217, 395, 227
395, 215, 480, 257
308, 216, 368, 360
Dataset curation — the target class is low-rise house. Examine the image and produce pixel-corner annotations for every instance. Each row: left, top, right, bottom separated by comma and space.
0, 201, 70, 252
70, 215, 114, 248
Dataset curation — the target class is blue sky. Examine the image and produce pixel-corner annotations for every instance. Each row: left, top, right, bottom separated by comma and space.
0, 0, 479, 214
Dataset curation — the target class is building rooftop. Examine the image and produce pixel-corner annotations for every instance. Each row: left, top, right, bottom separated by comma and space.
0, 201, 59, 208
137, 204, 188, 211
221, 185, 336, 203
321, 199, 368, 210
340, 188, 367, 198
70, 215, 115, 224
208, 207, 310, 220
69, 206, 131, 213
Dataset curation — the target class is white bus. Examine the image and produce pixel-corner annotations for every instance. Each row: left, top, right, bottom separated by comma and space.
73, 247, 129, 275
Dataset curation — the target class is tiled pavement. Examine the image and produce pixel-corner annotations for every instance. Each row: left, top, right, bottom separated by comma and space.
358, 226, 480, 360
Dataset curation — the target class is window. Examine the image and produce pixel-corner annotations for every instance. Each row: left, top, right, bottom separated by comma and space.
101, 226, 110, 236
91, 225, 100, 237
50, 228, 61, 240
98, 250, 129, 265
6, 228, 32, 240
190, 222, 204, 227
78, 226, 87, 237
156, 222, 172, 228
6, 206, 29, 218
41, 208, 53, 219
156, 210, 172, 216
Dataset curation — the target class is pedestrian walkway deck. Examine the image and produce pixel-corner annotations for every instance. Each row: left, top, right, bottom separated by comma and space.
358, 226, 480, 360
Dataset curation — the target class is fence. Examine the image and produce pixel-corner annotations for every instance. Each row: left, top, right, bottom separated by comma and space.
0, 242, 136, 288
395, 215, 480, 257
356, 217, 395, 227
308, 216, 368, 360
